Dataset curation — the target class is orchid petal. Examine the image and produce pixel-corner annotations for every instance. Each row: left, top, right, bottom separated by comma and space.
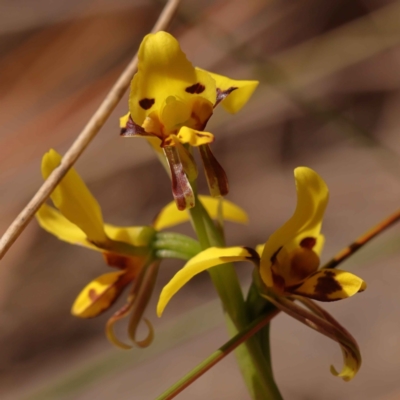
129, 32, 216, 126
71, 271, 131, 318
260, 167, 329, 287
296, 297, 362, 381
197, 68, 259, 114
289, 269, 366, 301
42, 149, 108, 244
157, 246, 255, 317
36, 204, 97, 250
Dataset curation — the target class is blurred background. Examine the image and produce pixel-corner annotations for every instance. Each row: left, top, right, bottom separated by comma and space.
1, 0, 400, 398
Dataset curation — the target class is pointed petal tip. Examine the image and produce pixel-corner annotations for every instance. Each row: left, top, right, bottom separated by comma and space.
330, 364, 356, 382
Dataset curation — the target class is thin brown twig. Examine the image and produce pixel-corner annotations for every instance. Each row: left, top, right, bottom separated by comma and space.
0, 0, 181, 260
323, 208, 400, 269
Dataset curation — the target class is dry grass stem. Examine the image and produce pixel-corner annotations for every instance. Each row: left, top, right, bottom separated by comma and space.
323, 208, 400, 270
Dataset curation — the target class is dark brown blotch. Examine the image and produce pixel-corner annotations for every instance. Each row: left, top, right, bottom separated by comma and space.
300, 237, 316, 249
139, 98, 155, 110
314, 270, 342, 297
185, 82, 205, 94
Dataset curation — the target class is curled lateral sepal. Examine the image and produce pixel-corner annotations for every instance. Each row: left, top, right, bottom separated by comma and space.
163, 145, 195, 210
199, 144, 229, 198
105, 261, 158, 349
127, 261, 160, 347
295, 296, 362, 381
264, 293, 362, 382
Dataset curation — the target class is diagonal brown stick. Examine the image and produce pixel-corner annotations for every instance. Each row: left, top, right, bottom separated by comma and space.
0, 0, 180, 260
323, 208, 400, 269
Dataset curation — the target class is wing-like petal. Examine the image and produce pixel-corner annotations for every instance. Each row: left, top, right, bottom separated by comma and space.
260, 167, 329, 287
157, 246, 254, 316
198, 68, 259, 114
42, 149, 108, 244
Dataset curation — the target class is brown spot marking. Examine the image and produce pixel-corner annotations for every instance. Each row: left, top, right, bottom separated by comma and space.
300, 237, 316, 249
139, 98, 155, 110
185, 83, 205, 94
314, 270, 342, 297
88, 289, 100, 302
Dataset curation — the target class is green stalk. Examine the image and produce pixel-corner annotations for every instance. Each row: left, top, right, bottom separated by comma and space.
156, 308, 280, 400
188, 187, 282, 400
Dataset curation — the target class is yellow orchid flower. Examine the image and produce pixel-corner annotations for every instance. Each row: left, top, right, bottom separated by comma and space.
36, 149, 158, 348
258, 167, 366, 301
157, 167, 366, 314
36, 149, 249, 348
120, 31, 258, 209
156, 167, 366, 380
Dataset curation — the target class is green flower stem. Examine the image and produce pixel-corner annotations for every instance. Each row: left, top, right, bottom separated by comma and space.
246, 279, 277, 367
189, 188, 282, 400
156, 307, 280, 400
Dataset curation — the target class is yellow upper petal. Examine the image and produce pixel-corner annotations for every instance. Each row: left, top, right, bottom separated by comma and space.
260, 167, 329, 287
289, 269, 366, 301
129, 32, 216, 126
42, 149, 107, 244
157, 246, 253, 316
71, 270, 129, 318
198, 68, 259, 114
153, 195, 248, 231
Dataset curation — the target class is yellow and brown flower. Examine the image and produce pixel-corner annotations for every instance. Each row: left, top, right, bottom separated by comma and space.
120, 31, 258, 209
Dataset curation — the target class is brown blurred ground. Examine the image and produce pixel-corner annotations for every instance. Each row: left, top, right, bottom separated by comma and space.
1, 0, 400, 399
